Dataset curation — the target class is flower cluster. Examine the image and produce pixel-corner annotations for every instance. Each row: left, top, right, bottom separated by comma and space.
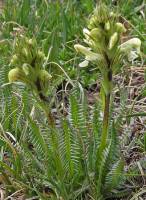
74, 4, 141, 94
8, 36, 52, 98
74, 4, 141, 69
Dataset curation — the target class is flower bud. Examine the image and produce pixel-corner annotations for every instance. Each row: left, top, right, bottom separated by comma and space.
22, 63, 30, 75
39, 70, 52, 81
116, 23, 126, 33
88, 16, 98, 29
28, 38, 37, 47
90, 28, 102, 40
22, 48, 29, 58
109, 12, 116, 18
10, 55, 18, 66
105, 21, 110, 31
109, 32, 118, 50
37, 50, 45, 60
8, 68, 25, 82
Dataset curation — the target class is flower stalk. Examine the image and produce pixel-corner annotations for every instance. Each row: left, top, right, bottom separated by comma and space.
101, 91, 111, 150
74, 3, 141, 151
8, 36, 55, 127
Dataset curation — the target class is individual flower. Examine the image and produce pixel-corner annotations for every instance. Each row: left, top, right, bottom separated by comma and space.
120, 38, 141, 54
109, 32, 118, 50
105, 21, 110, 31
119, 38, 141, 61
8, 68, 27, 83
116, 23, 126, 33
74, 44, 103, 62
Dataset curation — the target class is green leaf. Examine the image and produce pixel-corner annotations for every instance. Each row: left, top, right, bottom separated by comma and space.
105, 160, 124, 191
28, 117, 48, 158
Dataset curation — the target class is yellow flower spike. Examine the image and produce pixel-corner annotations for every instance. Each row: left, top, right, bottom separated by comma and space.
8, 68, 25, 83
109, 32, 118, 50
116, 23, 126, 33
74, 44, 103, 61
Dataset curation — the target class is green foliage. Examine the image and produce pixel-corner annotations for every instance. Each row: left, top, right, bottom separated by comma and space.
0, 89, 126, 199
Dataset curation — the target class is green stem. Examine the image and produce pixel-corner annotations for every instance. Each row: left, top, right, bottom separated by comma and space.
100, 93, 111, 150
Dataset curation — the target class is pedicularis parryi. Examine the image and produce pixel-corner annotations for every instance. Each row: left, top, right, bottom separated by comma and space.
8, 36, 52, 101
74, 4, 141, 95
74, 4, 141, 150
8, 5, 142, 143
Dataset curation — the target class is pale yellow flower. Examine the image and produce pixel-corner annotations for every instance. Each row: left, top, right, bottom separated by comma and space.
119, 38, 141, 61
120, 38, 141, 54
74, 44, 103, 61
109, 32, 118, 50
79, 60, 89, 68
